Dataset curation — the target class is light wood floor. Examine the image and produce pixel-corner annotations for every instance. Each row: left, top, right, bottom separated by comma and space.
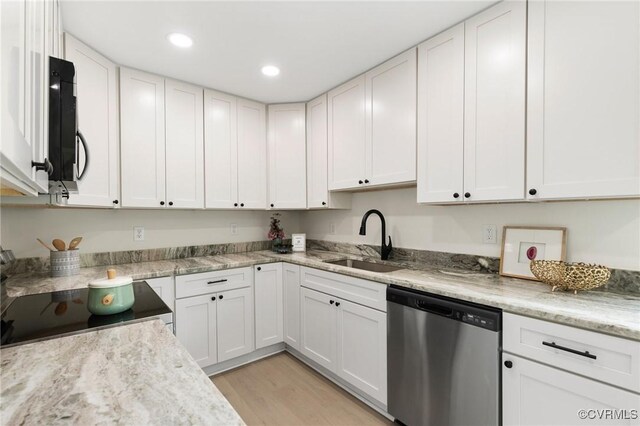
211, 352, 392, 426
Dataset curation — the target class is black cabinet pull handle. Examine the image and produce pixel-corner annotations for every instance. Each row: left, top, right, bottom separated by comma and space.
529, 188, 537, 196
329, 300, 334, 304
453, 193, 459, 199
257, 267, 261, 271
168, 201, 173, 206
240, 203, 244, 207
504, 360, 513, 368
464, 192, 471, 198
211, 296, 216, 301
358, 180, 363, 184
270, 203, 274, 207
322, 201, 326, 206
113, 199, 119, 204
207, 279, 227, 285
160, 201, 165, 206
335, 301, 340, 307
234, 203, 238, 207
364, 179, 369, 184
542, 341, 596, 359
218, 294, 224, 300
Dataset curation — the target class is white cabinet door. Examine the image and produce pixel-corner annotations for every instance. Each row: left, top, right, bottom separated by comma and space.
336, 298, 387, 404
503, 354, 640, 426
417, 24, 465, 204
64, 35, 120, 207
527, 1, 640, 200
217, 287, 254, 362
120, 68, 166, 208
165, 79, 204, 209
283, 263, 301, 350
464, 1, 526, 202
267, 103, 307, 209
254, 263, 283, 349
237, 98, 267, 209
365, 49, 417, 187
204, 89, 238, 209
328, 75, 366, 190
175, 293, 217, 368
145, 276, 175, 311
306, 94, 351, 209
300, 287, 337, 372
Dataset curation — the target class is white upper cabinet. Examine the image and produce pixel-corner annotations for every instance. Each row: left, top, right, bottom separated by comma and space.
306, 94, 351, 209
328, 50, 417, 192
237, 98, 267, 209
120, 68, 166, 208
527, 1, 640, 200
165, 79, 204, 209
63, 34, 120, 207
365, 49, 417, 187
417, 24, 465, 204
204, 89, 237, 209
328, 75, 367, 190
1, 0, 54, 195
267, 103, 307, 209
464, 1, 526, 202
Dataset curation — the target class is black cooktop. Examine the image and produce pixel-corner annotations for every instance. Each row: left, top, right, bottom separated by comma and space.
1, 281, 172, 348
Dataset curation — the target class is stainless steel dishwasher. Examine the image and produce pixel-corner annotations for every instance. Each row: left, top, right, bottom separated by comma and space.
387, 285, 502, 426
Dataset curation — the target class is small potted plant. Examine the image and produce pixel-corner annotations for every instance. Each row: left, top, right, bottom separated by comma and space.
268, 213, 286, 252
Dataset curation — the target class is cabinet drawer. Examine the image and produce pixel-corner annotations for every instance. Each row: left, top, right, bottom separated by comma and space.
504, 312, 640, 393
301, 267, 386, 312
175, 267, 252, 299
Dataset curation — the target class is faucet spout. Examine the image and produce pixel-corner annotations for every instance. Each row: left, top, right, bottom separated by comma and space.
359, 209, 393, 260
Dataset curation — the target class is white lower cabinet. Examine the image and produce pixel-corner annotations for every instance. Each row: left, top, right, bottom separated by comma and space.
216, 287, 254, 362
300, 287, 338, 372
175, 267, 254, 368
283, 263, 301, 350
300, 269, 387, 405
176, 293, 218, 368
254, 263, 283, 349
503, 354, 640, 426
145, 276, 175, 311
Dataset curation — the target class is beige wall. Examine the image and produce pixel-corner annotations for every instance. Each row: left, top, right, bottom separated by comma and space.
301, 188, 640, 271
0, 207, 301, 259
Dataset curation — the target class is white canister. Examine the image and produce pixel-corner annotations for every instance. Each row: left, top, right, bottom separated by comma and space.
292, 234, 306, 252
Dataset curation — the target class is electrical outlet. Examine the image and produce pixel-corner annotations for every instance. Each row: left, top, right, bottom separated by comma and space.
134, 226, 145, 241
483, 225, 497, 244
330, 223, 336, 235
230, 223, 238, 235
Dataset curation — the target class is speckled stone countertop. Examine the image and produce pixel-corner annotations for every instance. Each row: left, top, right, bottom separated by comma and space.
0, 319, 245, 426
3, 250, 639, 340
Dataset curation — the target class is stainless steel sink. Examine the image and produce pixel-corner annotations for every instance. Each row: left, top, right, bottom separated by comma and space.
326, 259, 403, 273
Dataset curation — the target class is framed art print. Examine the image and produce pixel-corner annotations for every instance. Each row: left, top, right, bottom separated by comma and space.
500, 226, 567, 280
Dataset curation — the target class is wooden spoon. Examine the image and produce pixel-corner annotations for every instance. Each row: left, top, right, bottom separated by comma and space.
52, 239, 66, 251
68, 237, 83, 250
36, 238, 55, 252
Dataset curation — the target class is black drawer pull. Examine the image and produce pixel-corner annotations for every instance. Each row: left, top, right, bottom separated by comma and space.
542, 341, 597, 360
207, 279, 228, 285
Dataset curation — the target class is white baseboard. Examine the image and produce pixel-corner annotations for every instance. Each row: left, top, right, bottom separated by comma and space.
204, 343, 285, 376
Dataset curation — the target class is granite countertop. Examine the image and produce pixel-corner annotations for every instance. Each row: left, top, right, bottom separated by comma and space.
3, 250, 639, 340
0, 319, 245, 426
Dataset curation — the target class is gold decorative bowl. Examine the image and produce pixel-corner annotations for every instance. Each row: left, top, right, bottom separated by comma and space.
530, 260, 611, 294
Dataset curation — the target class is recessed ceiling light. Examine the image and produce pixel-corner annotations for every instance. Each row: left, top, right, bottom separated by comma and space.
167, 33, 193, 48
261, 65, 280, 77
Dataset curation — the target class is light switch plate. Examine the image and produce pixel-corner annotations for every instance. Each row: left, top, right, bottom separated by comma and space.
134, 226, 145, 241
230, 223, 238, 235
483, 225, 497, 244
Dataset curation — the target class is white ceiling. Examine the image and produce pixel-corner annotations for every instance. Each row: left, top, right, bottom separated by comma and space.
61, 1, 495, 103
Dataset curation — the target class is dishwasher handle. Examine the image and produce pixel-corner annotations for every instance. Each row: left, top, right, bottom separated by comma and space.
415, 300, 453, 317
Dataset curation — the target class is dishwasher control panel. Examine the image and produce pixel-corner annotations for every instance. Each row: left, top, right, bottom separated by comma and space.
461, 312, 497, 331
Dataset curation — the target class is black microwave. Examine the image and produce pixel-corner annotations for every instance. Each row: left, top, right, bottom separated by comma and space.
47, 56, 88, 195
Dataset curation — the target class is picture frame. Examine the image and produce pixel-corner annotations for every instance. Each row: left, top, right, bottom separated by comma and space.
499, 226, 567, 280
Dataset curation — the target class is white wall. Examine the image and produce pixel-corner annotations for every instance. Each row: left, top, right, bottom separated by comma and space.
301, 188, 640, 271
0, 207, 301, 259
